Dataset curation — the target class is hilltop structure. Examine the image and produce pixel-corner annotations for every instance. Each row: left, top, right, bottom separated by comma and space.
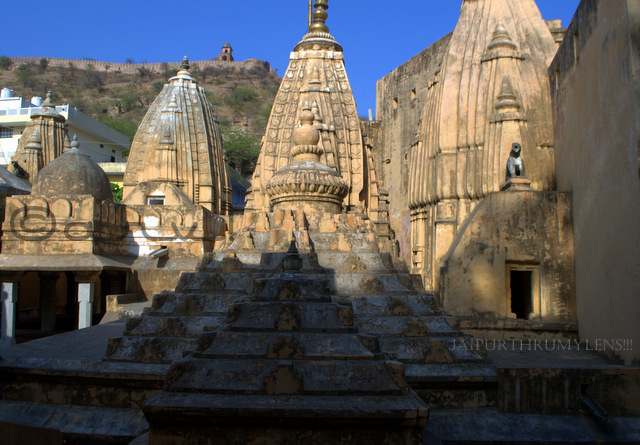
216, 42, 234, 62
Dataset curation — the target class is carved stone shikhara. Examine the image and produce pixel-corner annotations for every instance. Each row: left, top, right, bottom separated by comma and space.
9, 91, 67, 181
246, 1, 385, 224
407, 0, 558, 291
123, 57, 232, 215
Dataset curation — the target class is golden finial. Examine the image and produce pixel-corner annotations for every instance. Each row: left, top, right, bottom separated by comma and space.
309, 0, 329, 34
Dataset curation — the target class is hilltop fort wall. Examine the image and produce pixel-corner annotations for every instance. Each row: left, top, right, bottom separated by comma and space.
6, 57, 274, 75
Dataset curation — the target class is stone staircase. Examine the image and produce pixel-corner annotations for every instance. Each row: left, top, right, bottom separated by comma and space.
105, 210, 492, 411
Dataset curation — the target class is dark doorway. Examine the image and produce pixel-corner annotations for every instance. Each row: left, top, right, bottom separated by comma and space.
510, 270, 533, 319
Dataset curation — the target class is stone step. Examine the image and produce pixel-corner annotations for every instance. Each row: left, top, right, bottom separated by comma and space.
106, 335, 200, 364
220, 230, 380, 254
453, 316, 579, 341
379, 337, 486, 364
339, 294, 440, 316
355, 315, 462, 337
194, 332, 376, 360
123, 315, 224, 337
224, 301, 356, 333
209, 251, 402, 274
164, 358, 407, 395
0, 401, 148, 444
170, 270, 419, 298
174, 271, 251, 294
331, 272, 418, 294
148, 293, 242, 316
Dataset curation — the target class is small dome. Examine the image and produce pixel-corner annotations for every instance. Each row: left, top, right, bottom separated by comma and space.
32, 148, 113, 201
222, 42, 232, 48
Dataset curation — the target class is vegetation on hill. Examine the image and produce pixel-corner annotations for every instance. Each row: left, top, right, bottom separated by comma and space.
0, 56, 281, 178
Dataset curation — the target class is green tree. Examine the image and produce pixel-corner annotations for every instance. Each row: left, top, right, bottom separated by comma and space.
111, 183, 123, 203
16, 64, 37, 89
38, 58, 49, 74
152, 80, 165, 94
225, 86, 259, 106
0, 56, 12, 70
82, 68, 104, 92
222, 130, 261, 177
98, 115, 139, 139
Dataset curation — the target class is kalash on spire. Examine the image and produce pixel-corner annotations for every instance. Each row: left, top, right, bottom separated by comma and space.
246, 0, 387, 228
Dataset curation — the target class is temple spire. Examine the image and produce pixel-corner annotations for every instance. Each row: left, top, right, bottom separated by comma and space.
309, 0, 329, 34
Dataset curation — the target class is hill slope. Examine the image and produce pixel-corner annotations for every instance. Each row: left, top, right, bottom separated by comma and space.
0, 56, 282, 176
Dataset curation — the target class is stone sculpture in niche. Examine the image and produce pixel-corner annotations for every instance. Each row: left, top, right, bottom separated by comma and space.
506, 142, 526, 180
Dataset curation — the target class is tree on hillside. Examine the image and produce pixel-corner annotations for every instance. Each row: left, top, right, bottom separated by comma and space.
201, 66, 216, 83
0, 56, 12, 70
39, 58, 49, 74
222, 130, 261, 177
82, 68, 104, 92
16, 64, 37, 89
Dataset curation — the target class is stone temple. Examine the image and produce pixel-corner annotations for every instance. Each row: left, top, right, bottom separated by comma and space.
0, 0, 639, 443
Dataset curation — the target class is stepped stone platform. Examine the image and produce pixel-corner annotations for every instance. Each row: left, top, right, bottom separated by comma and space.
1, 210, 638, 443
102, 209, 485, 442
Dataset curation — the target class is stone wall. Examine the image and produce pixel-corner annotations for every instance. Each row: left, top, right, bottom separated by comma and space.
1, 195, 127, 256
550, 0, 640, 364
7, 57, 274, 75
439, 190, 575, 323
121, 182, 226, 258
374, 34, 452, 266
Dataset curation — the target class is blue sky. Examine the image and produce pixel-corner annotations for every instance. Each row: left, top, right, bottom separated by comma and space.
2, 0, 580, 117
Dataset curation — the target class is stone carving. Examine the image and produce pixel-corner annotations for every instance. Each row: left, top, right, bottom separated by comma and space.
506, 142, 526, 179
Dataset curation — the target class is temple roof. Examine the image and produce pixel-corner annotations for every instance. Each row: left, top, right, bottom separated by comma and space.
32, 146, 112, 201
30, 91, 65, 122
122, 57, 232, 214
